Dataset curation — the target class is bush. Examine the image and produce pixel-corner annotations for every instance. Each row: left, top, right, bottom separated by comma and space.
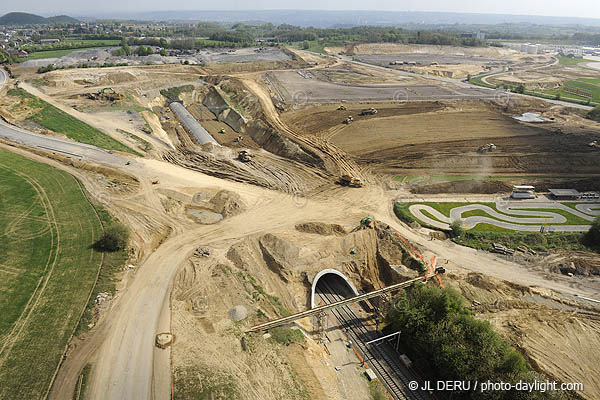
584, 217, 600, 249
269, 327, 305, 346
94, 223, 130, 252
588, 106, 600, 122
450, 219, 465, 238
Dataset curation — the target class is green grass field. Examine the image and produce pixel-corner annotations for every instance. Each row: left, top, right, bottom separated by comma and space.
0, 148, 124, 399
400, 201, 592, 232
558, 56, 588, 66
8, 89, 138, 155
21, 40, 120, 61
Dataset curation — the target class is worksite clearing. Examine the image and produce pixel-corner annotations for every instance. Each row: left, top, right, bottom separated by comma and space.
0, 42, 599, 400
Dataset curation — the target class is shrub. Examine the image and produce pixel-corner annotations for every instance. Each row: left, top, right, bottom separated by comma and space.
584, 217, 600, 250
588, 106, 600, 122
450, 219, 465, 238
269, 327, 305, 346
94, 223, 130, 252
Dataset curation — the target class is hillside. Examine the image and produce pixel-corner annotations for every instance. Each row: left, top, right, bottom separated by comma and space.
46, 15, 79, 24
0, 12, 78, 25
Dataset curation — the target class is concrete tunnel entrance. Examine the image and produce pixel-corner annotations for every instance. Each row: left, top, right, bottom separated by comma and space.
311, 269, 360, 308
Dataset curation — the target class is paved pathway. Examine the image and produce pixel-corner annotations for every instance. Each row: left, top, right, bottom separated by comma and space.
409, 201, 599, 232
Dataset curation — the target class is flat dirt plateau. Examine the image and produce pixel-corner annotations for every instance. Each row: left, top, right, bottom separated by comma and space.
281, 101, 600, 176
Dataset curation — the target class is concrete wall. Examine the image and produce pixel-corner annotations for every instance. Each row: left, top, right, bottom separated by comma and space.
310, 269, 359, 308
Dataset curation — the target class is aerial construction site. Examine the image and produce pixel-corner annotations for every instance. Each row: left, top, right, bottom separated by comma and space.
0, 12, 600, 400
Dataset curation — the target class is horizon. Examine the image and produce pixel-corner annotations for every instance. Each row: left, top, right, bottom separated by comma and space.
0, 1, 599, 21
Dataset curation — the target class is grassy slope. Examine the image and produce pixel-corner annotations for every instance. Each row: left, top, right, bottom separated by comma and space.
8, 88, 138, 155
0, 149, 118, 398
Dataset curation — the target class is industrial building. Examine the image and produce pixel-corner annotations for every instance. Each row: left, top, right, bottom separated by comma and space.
511, 185, 536, 199
548, 189, 581, 200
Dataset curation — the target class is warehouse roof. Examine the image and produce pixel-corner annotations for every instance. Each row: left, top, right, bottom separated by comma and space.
548, 189, 580, 196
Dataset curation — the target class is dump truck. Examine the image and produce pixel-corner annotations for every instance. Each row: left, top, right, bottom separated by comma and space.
338, 175, 364, 188
238, 150, 252, 162
343, 115, 354, 124
360, 108, 378, 116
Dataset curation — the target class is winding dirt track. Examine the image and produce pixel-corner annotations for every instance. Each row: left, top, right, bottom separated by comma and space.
2, 67, 599, 400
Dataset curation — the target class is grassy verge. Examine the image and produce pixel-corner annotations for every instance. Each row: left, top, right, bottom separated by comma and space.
7, 88, 138, 155
160, 85, 194, 103
269, 327, 305, 346
468, 76, 600, 107
236, 271, 291, 317
558, 55, 594, 66
368, 380, 388, 400
117, 130, 153, 153
0, 149, 119, 399
174, 365, 240, 400
456, 230, 586, 251
21, 45, 116, 61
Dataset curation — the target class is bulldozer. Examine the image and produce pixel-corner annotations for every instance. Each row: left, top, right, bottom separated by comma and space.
337, 105, 347, 110
359, 108, 378, 116
338, 175, 364, 188
343, 115, 354, 124
238, 150, 253, 163
477, 143, 497, 153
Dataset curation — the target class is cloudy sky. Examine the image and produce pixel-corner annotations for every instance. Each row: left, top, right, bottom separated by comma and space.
1, 0, 598, 19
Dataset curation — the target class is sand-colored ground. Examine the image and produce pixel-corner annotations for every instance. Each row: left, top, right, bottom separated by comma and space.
2, 56, 600, 400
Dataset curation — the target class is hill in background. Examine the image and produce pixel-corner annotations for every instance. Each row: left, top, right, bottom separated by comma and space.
0, 12, 79, 25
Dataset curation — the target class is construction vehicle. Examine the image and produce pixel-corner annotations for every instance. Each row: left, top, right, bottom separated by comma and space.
337, 105, 347, 110
338, 175, 364, 188
477, 143, 497, 153
152, 180, 160, 185
218, 128, 226, 134
343, 115, 354, 124
359, 108, 378, 116
238, 150, 252, 163
360, 216, 374, 228
88, 87, 124, 102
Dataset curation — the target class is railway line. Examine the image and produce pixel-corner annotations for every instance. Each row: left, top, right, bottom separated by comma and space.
316, 278, 431, 400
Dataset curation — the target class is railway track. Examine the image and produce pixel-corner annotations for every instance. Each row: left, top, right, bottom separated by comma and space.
316, 279, 431, 400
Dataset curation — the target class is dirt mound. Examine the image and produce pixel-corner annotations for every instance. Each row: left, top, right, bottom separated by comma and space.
295, 222, 346, 236
411, 180, 512, 194
210, 190, 246, 218
258, 234, 302, 283
228, 305, 248, 321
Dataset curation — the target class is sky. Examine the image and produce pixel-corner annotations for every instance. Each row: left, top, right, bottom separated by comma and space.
2, 0, 599, 20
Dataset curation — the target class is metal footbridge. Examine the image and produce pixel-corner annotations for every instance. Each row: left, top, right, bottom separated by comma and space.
247, 269, 444, 333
